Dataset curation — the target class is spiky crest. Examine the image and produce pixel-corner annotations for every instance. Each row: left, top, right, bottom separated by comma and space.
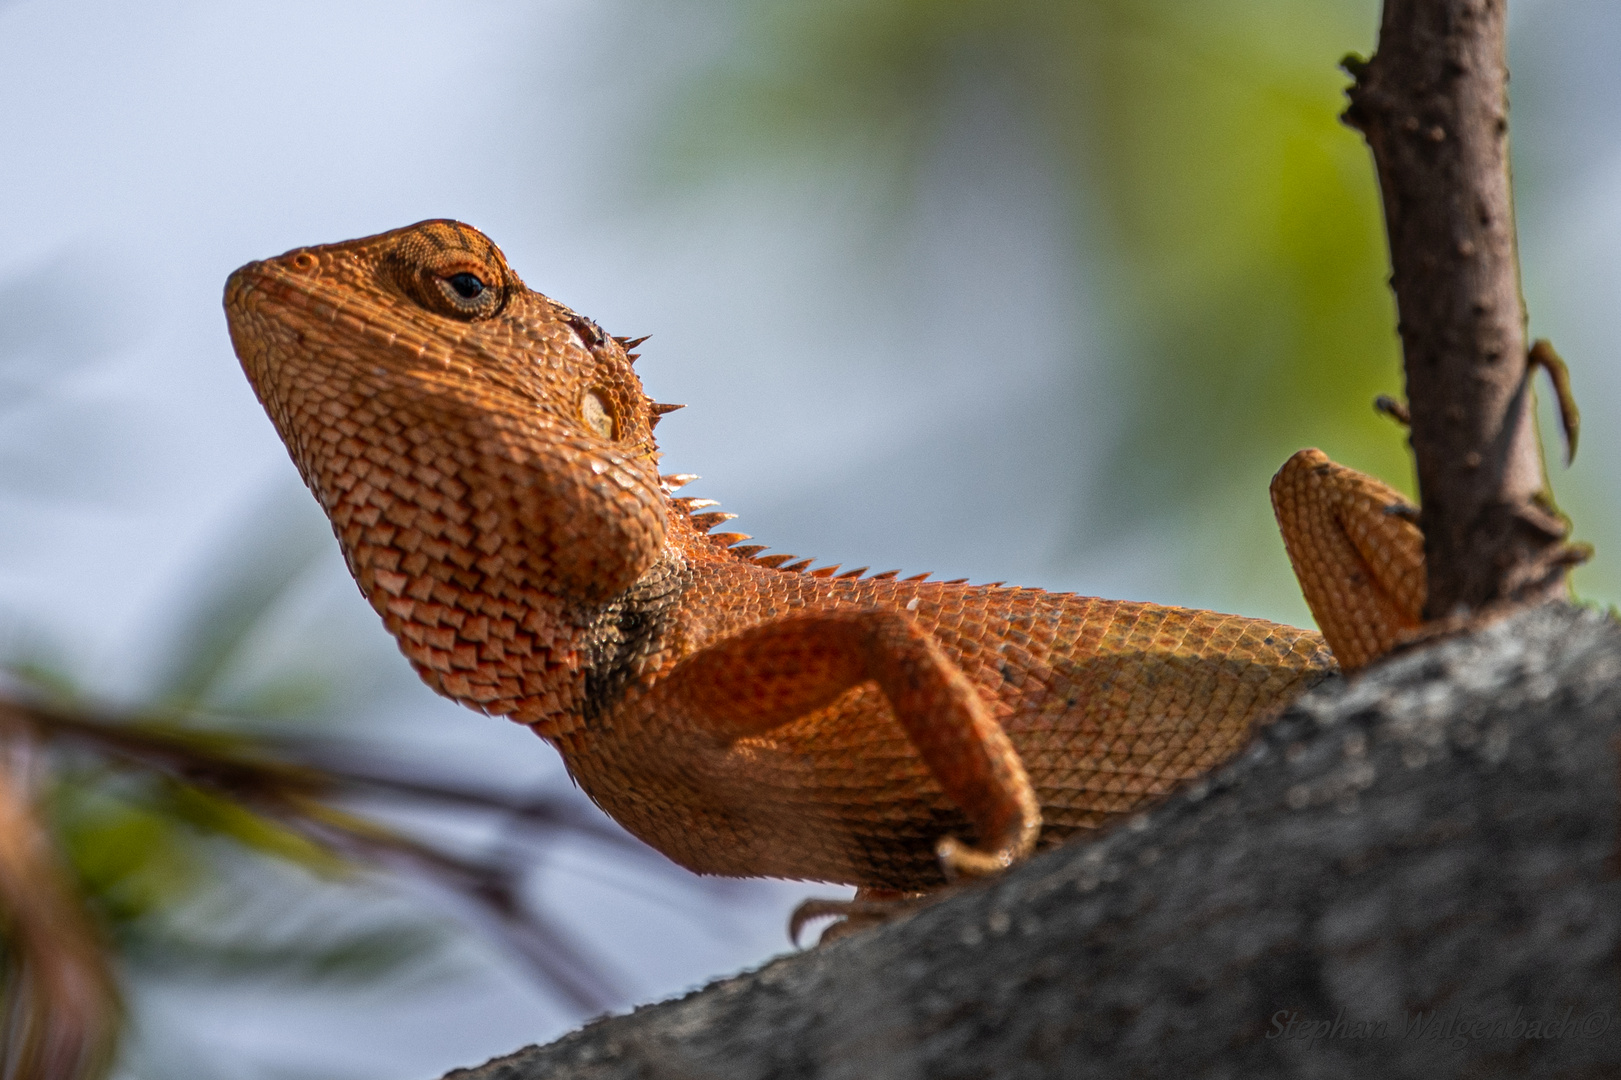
648, 402, 685, 429
645, 399, 927, 584
690, 511, 738, 532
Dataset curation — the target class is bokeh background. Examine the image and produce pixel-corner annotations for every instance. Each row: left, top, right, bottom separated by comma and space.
2, 0, 1618, 1076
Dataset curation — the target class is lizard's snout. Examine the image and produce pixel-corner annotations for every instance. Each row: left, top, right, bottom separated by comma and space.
224, 249, 321, 312
222, 259, 270, 316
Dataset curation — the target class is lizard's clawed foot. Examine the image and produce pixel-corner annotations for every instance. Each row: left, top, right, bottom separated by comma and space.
933, 791, 1042, 882
935, 829, 1035, 880
790, 825, 1037, 945
789, 888, 940, 947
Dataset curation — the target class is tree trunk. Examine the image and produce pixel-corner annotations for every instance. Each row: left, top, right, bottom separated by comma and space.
1342, 0, 1578, 618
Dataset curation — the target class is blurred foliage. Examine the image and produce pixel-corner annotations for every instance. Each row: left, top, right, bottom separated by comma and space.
665, 0, 1415, 609
0, 508, 656, 1080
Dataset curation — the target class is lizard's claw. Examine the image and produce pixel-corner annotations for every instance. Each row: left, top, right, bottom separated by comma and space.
1528, 339, 1579, 465
789, 889, 937, 947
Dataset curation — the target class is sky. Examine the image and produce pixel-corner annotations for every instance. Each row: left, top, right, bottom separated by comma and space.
1, 1, 1620, 1077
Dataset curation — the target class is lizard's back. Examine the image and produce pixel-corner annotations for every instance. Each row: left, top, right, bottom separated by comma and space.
564, 529, 1332, 889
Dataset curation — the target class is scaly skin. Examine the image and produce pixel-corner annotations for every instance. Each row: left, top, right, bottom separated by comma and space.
224, 220, 1420, 893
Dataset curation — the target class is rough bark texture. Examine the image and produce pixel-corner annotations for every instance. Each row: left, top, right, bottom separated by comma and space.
1343, 0, 1576, 618
444, 603, 1621, 1079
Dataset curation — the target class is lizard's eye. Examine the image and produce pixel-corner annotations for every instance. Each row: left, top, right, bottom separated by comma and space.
425, 268, 503, 319
394, 261, 505, 319
388, 227, 510, 320
581, 390, 616, 440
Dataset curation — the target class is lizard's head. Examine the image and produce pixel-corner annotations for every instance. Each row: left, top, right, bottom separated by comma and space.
224, 220, 668, 610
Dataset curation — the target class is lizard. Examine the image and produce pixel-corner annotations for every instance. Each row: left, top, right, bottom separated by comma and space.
223, 219, 1428, 930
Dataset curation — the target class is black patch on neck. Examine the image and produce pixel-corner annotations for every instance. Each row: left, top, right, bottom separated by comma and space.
579, 549, 691, 723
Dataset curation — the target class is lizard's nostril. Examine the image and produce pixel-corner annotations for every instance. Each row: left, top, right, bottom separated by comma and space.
291, 252, 318, 273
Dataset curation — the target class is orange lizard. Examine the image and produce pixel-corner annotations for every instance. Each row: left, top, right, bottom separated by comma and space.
223, 220, 1425, 915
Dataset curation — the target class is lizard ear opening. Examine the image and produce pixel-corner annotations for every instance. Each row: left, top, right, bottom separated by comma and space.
581, 389, 617, 440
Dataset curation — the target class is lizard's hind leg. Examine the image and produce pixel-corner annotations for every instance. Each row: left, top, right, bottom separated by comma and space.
1270, 448, 1425, 672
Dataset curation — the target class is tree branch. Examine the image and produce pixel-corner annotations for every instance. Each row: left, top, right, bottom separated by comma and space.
1342, 0, 1581, 618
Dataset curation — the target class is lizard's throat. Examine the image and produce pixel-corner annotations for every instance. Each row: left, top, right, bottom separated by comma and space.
230, 312, 669, 729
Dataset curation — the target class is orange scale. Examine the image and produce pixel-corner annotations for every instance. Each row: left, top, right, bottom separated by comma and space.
428, 580, 465, 606
414, 647, 453, 674
1165, 749, 1200, 774
359, 444, 394, 468
383, 518, 421, 547
445, 549, 479, 573
461, 678, 502, 705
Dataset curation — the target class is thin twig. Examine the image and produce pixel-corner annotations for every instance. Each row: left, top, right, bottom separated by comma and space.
1342, 1, 1580, 616
0, 695, 642, 1011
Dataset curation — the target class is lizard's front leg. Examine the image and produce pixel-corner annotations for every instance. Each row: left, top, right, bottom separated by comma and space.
1271, 448, 1426, 671
648, 609, 1042, 880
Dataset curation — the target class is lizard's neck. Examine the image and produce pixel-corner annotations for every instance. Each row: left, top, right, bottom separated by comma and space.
297, 375, 670, 730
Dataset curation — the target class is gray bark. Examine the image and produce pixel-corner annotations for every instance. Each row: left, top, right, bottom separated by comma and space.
442, 603, 1621, 1079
